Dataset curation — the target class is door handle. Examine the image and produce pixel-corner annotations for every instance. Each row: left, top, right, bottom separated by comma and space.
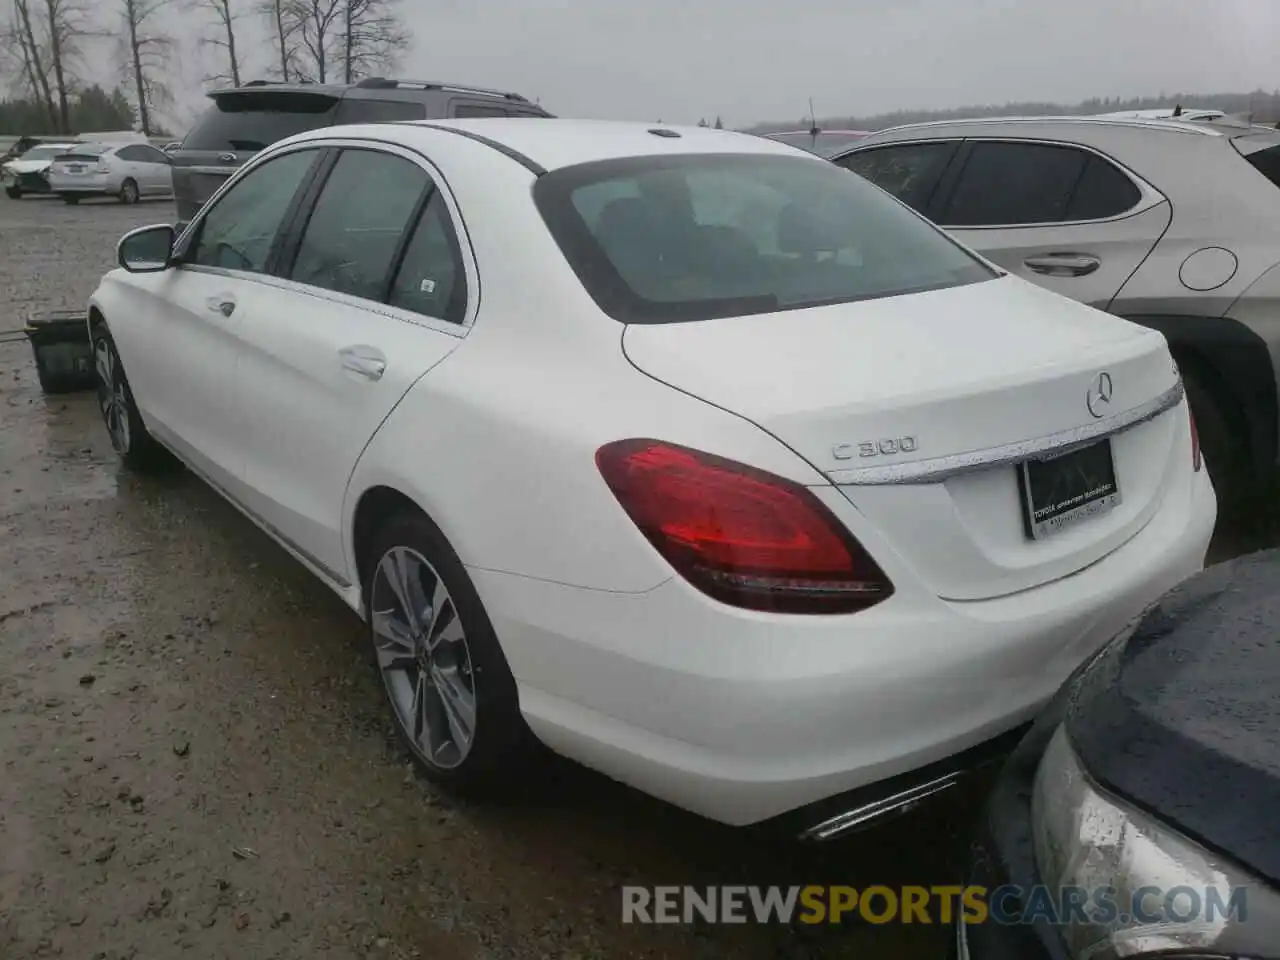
339, 345, 386, 381
218, 153, 236, 163
206, 296, 236, 317
1023, 254, 1101, 278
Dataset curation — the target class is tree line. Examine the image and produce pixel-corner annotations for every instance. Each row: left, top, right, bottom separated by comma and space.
745, 90, 1280, 133
0, 0, 412, 137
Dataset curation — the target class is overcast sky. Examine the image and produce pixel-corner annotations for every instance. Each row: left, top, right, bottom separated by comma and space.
86, 0, 1280, 131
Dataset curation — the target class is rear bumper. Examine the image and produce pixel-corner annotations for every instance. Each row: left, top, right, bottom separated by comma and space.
50, 173, 115, 195
471, 468, 1215, 827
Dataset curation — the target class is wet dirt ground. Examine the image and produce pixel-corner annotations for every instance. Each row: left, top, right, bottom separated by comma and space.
0, 196, 1271, 960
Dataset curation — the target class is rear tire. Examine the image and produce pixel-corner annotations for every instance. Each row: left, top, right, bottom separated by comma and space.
119, 179, 139, 205
362, 510, 538, 796
5, 186, 20, 199
62, 195, 79, 205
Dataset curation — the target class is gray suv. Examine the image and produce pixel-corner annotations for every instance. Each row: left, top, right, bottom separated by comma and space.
832, 116, 1280, 512
170, 77, 551, 221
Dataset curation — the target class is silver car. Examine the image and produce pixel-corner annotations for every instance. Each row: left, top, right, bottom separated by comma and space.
832, 116, 1280, 511
47, 142, 173, 205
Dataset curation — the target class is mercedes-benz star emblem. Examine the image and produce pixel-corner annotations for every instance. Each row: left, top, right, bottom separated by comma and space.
1086, 371, 1114, 419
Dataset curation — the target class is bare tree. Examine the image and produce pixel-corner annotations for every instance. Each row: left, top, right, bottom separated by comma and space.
199, 0, 242, 86
119, 0, 172, 135
41, 0, 94, 132
11, 0, 57, 127
291, 0, 340, 83
338, 0, 409, 84
255, 0, 301, 81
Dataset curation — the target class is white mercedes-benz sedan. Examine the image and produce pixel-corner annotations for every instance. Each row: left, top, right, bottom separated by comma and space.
87, 119, 1215, 837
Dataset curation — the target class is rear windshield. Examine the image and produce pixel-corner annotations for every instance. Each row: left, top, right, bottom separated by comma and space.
533, 153, 996, 324
183, 91, 339, 152
57, 144, 110, 159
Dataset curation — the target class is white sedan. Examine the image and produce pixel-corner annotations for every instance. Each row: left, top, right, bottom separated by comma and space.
86, 119, 1215, 835
48, 141, 173, 204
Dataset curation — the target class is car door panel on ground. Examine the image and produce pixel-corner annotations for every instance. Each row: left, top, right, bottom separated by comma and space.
231, 145, 470, 582
839, 138, 1172, 310
135, 148, 326, 497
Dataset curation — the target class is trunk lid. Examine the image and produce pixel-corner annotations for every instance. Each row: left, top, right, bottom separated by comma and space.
622, 276, 1185, 601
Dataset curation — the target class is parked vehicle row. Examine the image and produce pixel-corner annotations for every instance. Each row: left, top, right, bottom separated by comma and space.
4, 135, 172, 203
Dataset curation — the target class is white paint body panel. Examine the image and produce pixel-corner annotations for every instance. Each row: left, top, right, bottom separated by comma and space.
88, 119, 1216, 826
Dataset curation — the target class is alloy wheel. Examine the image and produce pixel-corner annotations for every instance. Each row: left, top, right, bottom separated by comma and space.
120, 180, 138, 204
371, 546, 477, 769
94, 339, 130, 454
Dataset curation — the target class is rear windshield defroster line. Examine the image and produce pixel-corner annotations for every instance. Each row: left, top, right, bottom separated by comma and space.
532, 152, 997, 325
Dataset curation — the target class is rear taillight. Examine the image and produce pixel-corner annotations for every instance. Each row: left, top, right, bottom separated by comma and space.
595, 439, 893, 614
1188, 402, 1202, 472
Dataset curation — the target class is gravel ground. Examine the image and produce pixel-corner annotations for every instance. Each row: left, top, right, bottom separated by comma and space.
0, 193, 1269, 960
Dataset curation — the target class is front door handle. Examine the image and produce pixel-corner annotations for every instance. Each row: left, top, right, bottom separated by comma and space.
1023, 254, 1102, 278
339, 345, 386, 381
206, 296, 236, 317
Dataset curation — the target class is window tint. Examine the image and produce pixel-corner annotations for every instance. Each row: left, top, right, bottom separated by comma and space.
1067, 156, 1141, 220
190, 149, 319, 273
837, 141, 959, 214
388, 193, 467, 323
452, 104, 508, 118
333, 99, 428, 124
183, 92, 339, 152
942, 142, 1140, 226
534, 153, 995, 325
290, 149, 428, 301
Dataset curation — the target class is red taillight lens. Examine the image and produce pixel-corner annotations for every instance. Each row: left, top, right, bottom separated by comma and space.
1188, 403, 1202, 472
595, 439, 893, 614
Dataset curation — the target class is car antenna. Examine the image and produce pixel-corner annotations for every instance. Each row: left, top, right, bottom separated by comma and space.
807, 96, 821, 148
1172, 103, 1183, 117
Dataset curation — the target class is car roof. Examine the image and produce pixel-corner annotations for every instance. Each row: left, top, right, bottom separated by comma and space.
405, 118, 806, 171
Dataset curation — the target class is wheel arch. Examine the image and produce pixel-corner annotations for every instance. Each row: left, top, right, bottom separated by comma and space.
1121, 313, 1277, 478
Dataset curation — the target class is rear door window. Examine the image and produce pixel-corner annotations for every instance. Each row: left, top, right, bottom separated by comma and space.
941, 142, 1140, 226
388, 193, 468, 323
836, 141, 960, 214
183, 92, 339, 152
333, 99, 428, 124
288, 149, 430, 302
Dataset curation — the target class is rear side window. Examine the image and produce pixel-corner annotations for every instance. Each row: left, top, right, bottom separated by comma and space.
534, 153, 995, 325
183, 92, 339, 152
1245, 145, 1280, 191
837, 141, 959, 214
333, 99, 428, 124
452, 104, 509, 118
289, 149, 430, 302
388, 193, 468, 323
940, 142, 1139, 226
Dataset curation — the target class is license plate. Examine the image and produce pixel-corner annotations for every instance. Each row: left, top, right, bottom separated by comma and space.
1018, 439, 1120, 540
68, 164, 85, 173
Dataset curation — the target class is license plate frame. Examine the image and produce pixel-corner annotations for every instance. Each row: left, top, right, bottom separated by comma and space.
1018, 438, 1121, 541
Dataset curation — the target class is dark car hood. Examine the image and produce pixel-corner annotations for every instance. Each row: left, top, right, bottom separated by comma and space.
1067, 549, 1280, 885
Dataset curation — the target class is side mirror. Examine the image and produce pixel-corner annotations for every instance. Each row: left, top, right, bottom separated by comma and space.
117, 224, 175, 273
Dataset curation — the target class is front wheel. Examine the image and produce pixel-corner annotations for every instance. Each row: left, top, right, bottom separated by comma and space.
5, 186, 20, 199
92, 327, 165, 470
363, 511, 538, 794
119, 179, 139, 205
62, 194, 79, 205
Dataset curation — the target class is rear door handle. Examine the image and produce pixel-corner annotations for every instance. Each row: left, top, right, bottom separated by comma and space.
218, 153, 236, 163
206, 296, 236, 317
1023, 254, 1101, 277
339, 345, 386, 381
